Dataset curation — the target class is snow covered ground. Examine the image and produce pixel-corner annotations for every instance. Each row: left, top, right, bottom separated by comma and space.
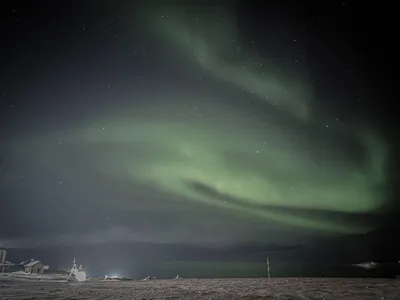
0, 277, 399, 299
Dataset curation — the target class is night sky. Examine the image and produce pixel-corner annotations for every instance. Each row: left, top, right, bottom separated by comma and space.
0, 0, 398, 276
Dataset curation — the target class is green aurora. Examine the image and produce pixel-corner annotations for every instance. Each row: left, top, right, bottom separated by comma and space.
5, 4, 389, 245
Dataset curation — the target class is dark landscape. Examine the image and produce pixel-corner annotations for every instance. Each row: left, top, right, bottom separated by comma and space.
1, 1, 399, 299
1, 278, 399, 299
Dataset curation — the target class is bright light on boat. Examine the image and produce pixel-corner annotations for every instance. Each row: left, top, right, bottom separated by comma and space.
75, 271, 86, 282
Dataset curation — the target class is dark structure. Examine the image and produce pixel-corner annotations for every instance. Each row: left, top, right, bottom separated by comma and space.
24, 260, 44, 274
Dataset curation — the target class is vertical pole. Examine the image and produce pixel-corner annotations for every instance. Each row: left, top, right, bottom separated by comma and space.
267, 256, 271, 278
0, 250, 6, 273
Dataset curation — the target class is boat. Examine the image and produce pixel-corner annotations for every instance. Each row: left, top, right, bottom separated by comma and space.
0, 255, 86, 282
0, 270, 75, 282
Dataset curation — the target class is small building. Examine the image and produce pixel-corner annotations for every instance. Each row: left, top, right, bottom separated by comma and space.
24, 260, 44, 274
